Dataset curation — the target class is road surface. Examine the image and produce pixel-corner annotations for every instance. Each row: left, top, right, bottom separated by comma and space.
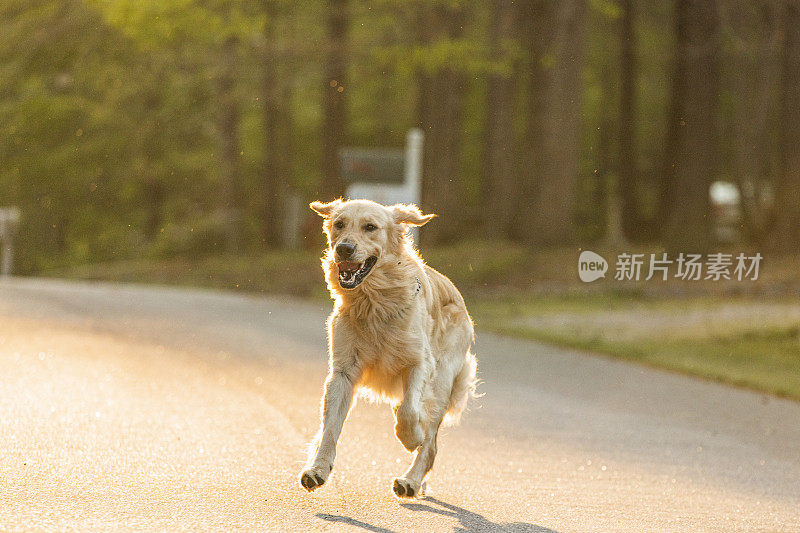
1, 278, 798, 532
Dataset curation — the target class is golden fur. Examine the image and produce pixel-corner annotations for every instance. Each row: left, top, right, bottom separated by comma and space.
300, 199, 478, 498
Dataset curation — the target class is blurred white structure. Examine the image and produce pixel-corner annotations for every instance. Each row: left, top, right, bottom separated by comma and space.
341, 129, 424, 241
709, 181, 743, 243
0, 207, 21, 276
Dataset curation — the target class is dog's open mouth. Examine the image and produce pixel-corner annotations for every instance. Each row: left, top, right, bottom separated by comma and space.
337, 256, 377, 289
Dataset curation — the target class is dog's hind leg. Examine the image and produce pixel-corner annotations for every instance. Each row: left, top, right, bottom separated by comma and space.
300, 367, 360, 492
392, 381, 449, 498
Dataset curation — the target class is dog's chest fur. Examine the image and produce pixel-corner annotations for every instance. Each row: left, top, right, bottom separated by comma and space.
335, 278, 429, 376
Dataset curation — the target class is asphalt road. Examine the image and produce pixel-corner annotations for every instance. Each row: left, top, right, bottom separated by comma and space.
1, 278, 799, 532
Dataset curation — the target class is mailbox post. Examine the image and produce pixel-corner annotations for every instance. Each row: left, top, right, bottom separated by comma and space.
0, 207, 21, 277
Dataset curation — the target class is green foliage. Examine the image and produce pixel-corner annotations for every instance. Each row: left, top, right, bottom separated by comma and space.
0, 0, 790, 271
93, 0, 265, 47
589, 0, 622, 19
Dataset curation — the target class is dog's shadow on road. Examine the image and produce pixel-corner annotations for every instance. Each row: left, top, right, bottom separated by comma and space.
316, 513, 394, 533
317, 496, 556, 533
402, 497, 557, 532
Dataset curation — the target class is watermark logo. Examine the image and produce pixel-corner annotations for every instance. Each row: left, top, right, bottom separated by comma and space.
578, 250, 608, 282
578, 251, 762, 282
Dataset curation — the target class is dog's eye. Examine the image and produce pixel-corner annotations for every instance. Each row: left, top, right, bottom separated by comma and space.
333, 220, 344, 230
363, 223, 378, 232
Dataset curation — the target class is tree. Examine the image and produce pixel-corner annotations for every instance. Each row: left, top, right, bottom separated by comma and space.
663, 0, 720, 251
320, 0, 349, 201
618, 0, 640, 241
416, 1, 468, 244
0, 0, 194, 269
772, 1, 800, 250
518, 0, 586, 245
216, 35, 243, 252
95, 0, 265, 253
260, 0, 292, 248
483, 0, 518, 239
722, 1, 781, 245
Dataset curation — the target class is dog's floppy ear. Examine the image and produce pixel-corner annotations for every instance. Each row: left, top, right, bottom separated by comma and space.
391, 203, 436, 226
309, 199, 342, 218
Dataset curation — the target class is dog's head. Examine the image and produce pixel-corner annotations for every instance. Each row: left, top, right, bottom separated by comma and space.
310, 199, 434, 290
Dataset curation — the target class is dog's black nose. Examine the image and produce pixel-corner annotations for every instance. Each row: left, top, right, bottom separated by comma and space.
335, 241, 356, 260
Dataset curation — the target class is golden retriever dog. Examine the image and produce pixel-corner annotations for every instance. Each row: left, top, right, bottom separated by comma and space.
300, 198, 478, 498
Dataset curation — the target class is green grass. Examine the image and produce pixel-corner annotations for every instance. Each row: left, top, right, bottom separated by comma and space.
484, 324, 800, 400
49, 243, 800, 402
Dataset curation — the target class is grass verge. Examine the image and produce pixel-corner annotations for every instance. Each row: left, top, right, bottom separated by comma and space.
471, 294, 800, 401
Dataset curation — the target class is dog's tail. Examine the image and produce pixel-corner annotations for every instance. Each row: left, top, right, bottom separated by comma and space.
443, 351, 480, 426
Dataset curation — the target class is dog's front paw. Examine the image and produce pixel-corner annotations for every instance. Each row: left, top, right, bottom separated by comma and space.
300, 465, 329, 492
392, 477, 422, 498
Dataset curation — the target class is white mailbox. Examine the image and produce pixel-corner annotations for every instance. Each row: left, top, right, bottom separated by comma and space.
340, 129, 424, 241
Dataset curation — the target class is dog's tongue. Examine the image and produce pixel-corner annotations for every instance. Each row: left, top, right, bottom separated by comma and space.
337, 261, 361, 272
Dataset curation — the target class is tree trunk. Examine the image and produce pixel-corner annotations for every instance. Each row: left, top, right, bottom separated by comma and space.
728, 1, 780, 245
595, 26, 626, 246
772, 1, 800, 250
663, 0, 720, 252
416, 3, 467, 244
659, 14, 684, 228
217, 35, 242, 253
552, 0, 586, 241
143, 178, 164, 240
483, 0, 517, 239
320, 0, 348, 201
518, 0, 586, 245
140, 87, 165, 242
261, 0, 291, 248
618, 0, 639, 241
517, 1, 553, 243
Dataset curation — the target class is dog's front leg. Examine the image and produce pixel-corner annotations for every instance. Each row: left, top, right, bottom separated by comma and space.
300, 367, 358, 492
394, 362, 428, 452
